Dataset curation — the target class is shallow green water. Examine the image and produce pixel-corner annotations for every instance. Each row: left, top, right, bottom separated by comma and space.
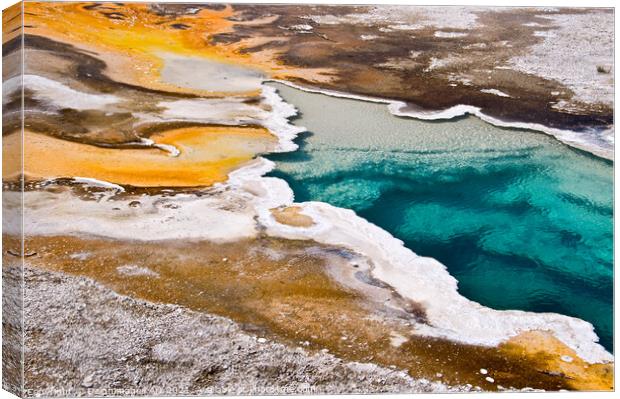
266, 83, 614, 351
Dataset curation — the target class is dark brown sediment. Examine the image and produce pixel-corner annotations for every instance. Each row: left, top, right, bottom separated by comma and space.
226, 5, 612, 133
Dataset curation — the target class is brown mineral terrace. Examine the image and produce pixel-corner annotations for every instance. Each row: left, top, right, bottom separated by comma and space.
7, 233, 614, 391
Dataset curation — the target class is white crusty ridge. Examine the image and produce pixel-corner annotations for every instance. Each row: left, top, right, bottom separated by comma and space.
270, 79, 613, 161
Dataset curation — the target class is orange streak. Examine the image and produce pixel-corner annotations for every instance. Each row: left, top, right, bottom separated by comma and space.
3, 127, 276, 187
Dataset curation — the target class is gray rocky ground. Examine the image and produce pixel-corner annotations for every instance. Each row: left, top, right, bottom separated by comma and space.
18, 266, 469, 396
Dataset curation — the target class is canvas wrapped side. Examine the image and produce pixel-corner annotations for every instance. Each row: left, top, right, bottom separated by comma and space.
3, 1, 24, 397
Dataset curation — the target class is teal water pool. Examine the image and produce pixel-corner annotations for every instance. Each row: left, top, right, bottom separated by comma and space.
266, 83, 614, 351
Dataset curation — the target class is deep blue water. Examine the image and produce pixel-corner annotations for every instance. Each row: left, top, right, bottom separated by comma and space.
266, 83, 614, 351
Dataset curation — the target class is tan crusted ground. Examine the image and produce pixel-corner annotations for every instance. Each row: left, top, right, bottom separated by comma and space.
271, 206, 315, 227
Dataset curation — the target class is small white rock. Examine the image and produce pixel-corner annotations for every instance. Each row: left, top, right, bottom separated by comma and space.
485, 376, 495, 383
480, 368, 488, 375
561, 355, 573, 363
81, 374, 94, 388
257, 337, 267, 343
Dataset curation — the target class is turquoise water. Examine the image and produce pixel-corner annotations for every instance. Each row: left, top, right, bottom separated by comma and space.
266, 83, 614, 351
